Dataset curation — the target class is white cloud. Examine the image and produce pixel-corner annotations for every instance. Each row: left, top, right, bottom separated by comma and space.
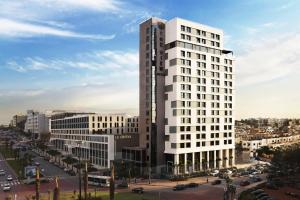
123, 11, 161, 33
7, 50, 139, 78
0, 0, 121, 20
0, 18, 115, 39
236, 33, 300, 87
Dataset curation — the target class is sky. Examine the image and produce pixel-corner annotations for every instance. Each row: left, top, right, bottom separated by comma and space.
0, 0, 300, 124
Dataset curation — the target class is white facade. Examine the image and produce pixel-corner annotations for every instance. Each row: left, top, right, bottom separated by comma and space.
50, 113, 139, 169
242, 135, 300, 152
24, 110, 49, 139
163, 18, 235, 172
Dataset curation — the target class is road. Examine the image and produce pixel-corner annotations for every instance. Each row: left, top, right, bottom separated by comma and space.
0, 152, 20, 190
0, 149, 79, 199
28, 150, 71, 178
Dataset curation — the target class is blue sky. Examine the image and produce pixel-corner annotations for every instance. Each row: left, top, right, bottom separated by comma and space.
0, 0, 300, 124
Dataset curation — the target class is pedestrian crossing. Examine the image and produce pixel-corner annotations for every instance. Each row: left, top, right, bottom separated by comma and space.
0, 180, 20, 186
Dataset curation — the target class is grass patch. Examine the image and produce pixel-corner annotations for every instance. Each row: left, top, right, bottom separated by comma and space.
7, 159, 25, 179
0, 146, 16, 159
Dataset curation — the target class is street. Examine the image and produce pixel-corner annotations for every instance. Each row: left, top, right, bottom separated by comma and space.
28, 150, 71, 178
0, 152, 20, 191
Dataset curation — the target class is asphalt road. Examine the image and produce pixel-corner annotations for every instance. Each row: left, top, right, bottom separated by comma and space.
0, 152, 20, 194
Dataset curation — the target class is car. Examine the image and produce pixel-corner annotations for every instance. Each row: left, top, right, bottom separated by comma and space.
240, 180, 250, 186
132, 187, 144, 194
2, 183, 11, 192
173, 184, 186, 191
7, 175, 13, 181
285, 192, 298, 197
226, 170, 233, 175
251, 176, 262, 182
34, 162, 40, 166
211, 179, 222, 185
211, 170, 219, 176
0, 169, 5, 176
186, 182, 199, 188
256, 193, 268, 199
251, 189, 265, 195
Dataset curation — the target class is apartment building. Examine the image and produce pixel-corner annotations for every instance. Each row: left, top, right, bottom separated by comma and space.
24, 110, 49, 139
49, 113, 139, 169
140, 17, 235, 174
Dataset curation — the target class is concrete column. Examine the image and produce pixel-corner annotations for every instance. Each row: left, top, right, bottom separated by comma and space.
174, 154, 179, 175
213, 150, 217, 169
206, 151, 209, 169
232, 149, 235, 166
219, 149, 223, 169
184, 153, 187, 174
192, 153, 195, 172
225, 149, 229, 168
199, 152, 202, 171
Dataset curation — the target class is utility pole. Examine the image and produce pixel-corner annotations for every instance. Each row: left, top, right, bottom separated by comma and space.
35, 166, 40, 200
78, 148, 82, 200
53, 177, 59, 200
110, 162, 115, 200
84, 161, 88, 200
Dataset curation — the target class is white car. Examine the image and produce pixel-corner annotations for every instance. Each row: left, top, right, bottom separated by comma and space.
0, 169, 5, 176
2, 183, 11, 192
7, 175, 13, 181
226, 170, 233, 175
211, 170, 219, 176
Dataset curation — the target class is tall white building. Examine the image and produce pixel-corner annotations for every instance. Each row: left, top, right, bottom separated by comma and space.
140, 17, 235, 174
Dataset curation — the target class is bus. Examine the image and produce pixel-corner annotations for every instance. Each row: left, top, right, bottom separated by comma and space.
87, 175, 110, 187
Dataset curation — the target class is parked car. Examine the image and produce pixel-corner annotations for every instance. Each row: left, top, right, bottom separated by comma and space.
0, 169, 5, 176
7, 175, 13, 181
186, 182, 199, 188
256, 192, 268, 199
240, 180, 250, 186
226, 170, 233, 175
251, 189, 265, 195
285, 192, 298, 198
132, 187, 144, 194
251, 176, 262, 182
211, 170, 219, 177
173, 184, 186, 191
211, 179, 222, 185
2, 183, 11, 192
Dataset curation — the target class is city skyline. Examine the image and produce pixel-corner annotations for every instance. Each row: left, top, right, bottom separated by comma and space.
1, 0, 300, 124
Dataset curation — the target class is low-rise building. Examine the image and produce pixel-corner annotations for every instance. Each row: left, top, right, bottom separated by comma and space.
242, 134, 300, 152
49, 113, 139, 169
10, 114, 27, 130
